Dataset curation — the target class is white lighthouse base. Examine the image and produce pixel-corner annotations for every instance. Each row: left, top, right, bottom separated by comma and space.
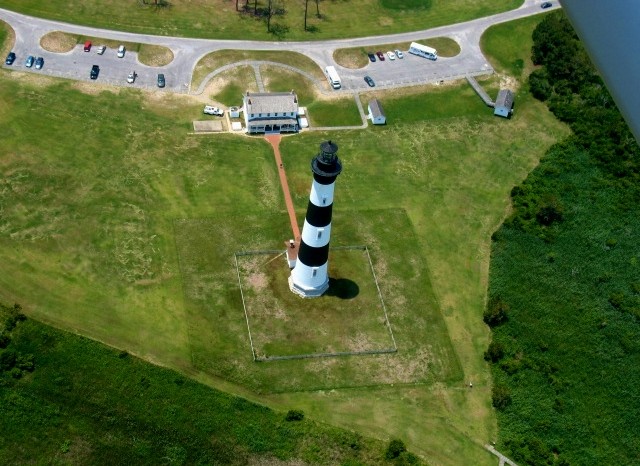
288, 275, 329, 298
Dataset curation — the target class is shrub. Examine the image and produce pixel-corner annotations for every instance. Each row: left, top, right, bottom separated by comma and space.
484, 297, 509, 327
0, 349, 17, 371
285, 409, 304, 421
492, 384, 512, 410
0, 332, 10, 349
385, 439, 406, 459
484, 341, 505, 363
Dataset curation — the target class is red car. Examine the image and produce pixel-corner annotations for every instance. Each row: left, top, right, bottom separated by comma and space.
376, 51, 385, 61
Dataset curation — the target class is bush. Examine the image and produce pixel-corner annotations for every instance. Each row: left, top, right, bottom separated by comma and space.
0, 349, 17, 371
492, 384, 512, 410
484, 341, 505, 363
385, 439, 406, 459
484, 297, 509, 327
285, 409, 304, 421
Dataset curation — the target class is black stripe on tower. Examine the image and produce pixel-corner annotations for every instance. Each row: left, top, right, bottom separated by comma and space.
297, 241, 330, 267
313, 172, 338, 185
305, 202, 333, 227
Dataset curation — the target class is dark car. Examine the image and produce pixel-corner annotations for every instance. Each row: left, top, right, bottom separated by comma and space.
5, 52, 16, 65
541, 2, 552, 8
157, 73, 165, 88
364, 76, 375, 87
367, 52, 376, 63
35, 57, 44, 70
376, 51, 385, 61
90, 65, 100, 80
25, 55, 35, 68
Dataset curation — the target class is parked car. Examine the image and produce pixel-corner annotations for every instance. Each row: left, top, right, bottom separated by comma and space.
157, 73, 165, 88
541, 2, 552, 8
5, 52, 16, 65
117, 45, 126, 58
364, 75, 375, 87
25, 55, 35, 68
83, 40, 92, 52
90, 65, 100, 80
376, 51, 385, 61
203, 105, 224, 116
367, 52, 376, 63
35, 57, 44, 70
395, 50, 404, 59
127, 71, 136, 84
387, 51, 396, 60
96, 45, 106, 55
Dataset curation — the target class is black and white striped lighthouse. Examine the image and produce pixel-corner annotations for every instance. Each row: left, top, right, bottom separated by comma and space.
289, 140, 342, 298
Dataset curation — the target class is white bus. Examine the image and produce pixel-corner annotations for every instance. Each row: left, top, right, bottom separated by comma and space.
324, 66, 342, 89
408, 42, 438, 61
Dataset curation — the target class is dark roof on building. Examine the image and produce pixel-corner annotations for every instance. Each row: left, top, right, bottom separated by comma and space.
495, 89, 514, 109
244, 91, 298, 115
368, 99, 385, 118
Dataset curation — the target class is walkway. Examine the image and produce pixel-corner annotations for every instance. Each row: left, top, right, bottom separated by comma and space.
485, 444, 519, 466
466, 75, 495, 107
264, 135, 300, 240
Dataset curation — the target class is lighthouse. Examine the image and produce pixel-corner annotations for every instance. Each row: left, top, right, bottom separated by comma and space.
289, 140, 342, 298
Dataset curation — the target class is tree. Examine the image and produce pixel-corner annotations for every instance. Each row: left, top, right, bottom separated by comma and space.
304, 0, 309, 30
484, 341, 505, 363
285, 409, 304, 421
492, 384, 512, 410
385, 439, 406, 459
315, 0, 321, 18
484, 297, 509, 327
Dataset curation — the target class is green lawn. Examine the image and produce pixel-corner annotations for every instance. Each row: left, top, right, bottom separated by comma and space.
0, 0, 522, 41
0, 11, 567, 466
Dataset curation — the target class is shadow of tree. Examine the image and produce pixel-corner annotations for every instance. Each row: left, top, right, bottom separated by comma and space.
326, 278, 359, 299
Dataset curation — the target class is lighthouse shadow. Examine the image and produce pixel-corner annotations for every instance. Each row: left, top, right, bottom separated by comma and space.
326, 278, 359, 299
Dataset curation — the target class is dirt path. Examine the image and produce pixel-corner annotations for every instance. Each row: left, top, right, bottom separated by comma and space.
265, 135, 300, 240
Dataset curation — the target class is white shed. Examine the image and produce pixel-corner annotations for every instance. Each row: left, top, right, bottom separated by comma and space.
368, 99, 386, 125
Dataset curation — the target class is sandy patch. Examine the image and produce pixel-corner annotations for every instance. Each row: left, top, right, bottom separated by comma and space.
40, 31, 77, 53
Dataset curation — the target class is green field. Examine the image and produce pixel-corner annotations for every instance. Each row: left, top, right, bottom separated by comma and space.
0, 303, 406, 465
0, 0, 522, 41
0, 11, 567, 465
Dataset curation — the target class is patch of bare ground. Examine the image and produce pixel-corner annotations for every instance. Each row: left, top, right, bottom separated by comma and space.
138, 45, 174, 67
71, 81, 119, 96
498, 73, 519, 91
40, 31, 77, 53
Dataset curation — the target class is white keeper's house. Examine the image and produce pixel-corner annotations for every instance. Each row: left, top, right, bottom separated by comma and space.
243, 91, 300, 134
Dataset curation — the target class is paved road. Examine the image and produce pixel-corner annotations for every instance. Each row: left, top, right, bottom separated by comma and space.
0, 1, 559, 93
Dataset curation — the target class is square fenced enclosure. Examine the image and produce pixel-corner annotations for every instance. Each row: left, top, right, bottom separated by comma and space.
235, 246, 396, 361
174, 210, 461, 393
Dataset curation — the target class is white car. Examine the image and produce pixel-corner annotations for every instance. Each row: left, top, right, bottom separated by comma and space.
203, 105, 224, 116
96, 46, 106, 55
127, 71, 136, 84
117, 45, 126, 58
395, 49, 404, 59
387, 51, 396, 60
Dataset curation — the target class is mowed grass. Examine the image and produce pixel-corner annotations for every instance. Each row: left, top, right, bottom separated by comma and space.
0, 0, 522, 40
238, 248, 394, 359
480, 12, 551, 78
192, 50, 324, 91
307, 97, 363, 127
175, 209, 457, 392
262, 65, 316, 104
207, 65, 258, 106
0, 12, 566, 465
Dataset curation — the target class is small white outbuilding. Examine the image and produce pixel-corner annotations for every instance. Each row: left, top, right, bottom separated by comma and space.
368, 99, 386, 125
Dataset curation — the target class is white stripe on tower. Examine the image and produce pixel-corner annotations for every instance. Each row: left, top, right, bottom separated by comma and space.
289, 140, 342, 298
